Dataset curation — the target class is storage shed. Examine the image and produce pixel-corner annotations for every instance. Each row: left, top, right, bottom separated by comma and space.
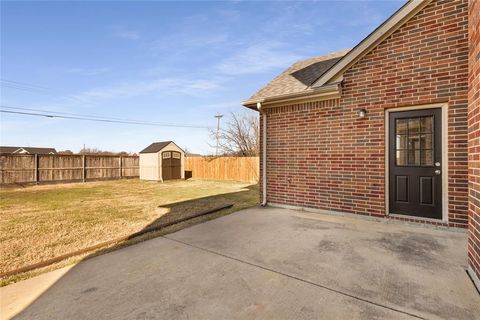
139, 141, 185, 181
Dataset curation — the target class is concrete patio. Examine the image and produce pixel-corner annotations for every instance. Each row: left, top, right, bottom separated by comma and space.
1, 207, 479, 319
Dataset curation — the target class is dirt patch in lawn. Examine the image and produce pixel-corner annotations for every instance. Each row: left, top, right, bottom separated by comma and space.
0, 179, 258, 285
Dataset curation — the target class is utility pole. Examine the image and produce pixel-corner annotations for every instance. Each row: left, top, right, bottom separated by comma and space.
214, 113, 223, 156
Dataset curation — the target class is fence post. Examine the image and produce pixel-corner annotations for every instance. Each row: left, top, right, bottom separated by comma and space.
34, 154, 39, 184
119, 156, 123, 179
82, 155, 86, 182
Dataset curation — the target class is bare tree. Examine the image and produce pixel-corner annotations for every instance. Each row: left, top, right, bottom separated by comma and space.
210, 111, 259, 156
79, 148, 133, 155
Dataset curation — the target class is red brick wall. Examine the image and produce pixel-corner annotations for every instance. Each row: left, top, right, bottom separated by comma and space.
263, 0, 469, 227
468, 0, 480, 282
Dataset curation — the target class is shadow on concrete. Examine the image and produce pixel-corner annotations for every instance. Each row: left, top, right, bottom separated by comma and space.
6, 186, 479, 320
3, 183, 259, 319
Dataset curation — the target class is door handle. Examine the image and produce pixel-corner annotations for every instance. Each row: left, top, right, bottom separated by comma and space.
435, 169, 441, 175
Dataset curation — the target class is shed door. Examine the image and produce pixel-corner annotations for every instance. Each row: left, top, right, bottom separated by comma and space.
388, 108, 442, 219
162, 151, 181, 180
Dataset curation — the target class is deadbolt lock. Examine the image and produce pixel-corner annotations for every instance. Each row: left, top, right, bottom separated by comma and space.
435, 162, 441, 167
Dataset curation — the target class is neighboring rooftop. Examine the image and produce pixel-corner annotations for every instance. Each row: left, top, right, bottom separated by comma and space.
0, 146, 57, 154
185, 152, 203, 157
243, 49, 350, 105
140, 141, 177, 154
0, 146, 19, 154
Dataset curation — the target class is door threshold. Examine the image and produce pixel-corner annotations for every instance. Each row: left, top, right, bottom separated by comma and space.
388, 213, 447, 225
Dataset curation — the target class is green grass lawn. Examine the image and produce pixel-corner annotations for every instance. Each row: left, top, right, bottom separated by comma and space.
0, 179, 258, 284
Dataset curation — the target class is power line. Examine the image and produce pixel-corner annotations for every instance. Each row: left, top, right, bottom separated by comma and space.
0, 108, 213, 129
1, 105, 152, 122
0, 79, 96, 105
1, 105, 214, 128
0, 80, 50, 92
0, 110, 212, 129
1, 79, 50, 90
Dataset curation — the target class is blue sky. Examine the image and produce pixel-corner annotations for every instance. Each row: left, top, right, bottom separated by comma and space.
1, 0, 404, 154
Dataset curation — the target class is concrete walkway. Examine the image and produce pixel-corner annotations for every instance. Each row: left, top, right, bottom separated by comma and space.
1, 207, 479, 319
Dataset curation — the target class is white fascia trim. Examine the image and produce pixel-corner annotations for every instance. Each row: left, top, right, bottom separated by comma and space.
242, 83, 341, 108
312, 0, 432, 88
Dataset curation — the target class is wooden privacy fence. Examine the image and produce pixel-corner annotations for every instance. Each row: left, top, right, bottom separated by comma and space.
0, 154, 258, 185
0, 154, 139, 185
185, 156, 259, 183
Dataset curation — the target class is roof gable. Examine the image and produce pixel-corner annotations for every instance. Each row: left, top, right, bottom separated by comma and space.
242, 0, 435, 107
140, 141, 184, 154
14, 148, 29, 154
312, 0, 432, 88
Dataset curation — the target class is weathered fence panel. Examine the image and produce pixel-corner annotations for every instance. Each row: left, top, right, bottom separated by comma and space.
1, 154, 254, 185
86, 156, 120, 179
0, 155, 35, 184
184, 156, 259, 183
0, 154, 139, 185
38, 155, 83, 182
122, 156, 139, 177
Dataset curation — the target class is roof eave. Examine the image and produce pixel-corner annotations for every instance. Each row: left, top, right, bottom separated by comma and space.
242, 82, 341, 109
311, 0, 432, 88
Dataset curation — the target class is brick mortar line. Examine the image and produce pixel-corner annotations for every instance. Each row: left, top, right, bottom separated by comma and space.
162, 235, 426, 320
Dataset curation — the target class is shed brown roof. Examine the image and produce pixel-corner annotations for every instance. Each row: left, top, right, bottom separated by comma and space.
139, 141, 172, 154
243, 49, 350, 105
140, 141, 185, 154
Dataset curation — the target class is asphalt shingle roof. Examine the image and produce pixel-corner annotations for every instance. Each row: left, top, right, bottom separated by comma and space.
139, 141, 173, 154
21, 147, 57, 154
0, 146, 57, 154
244, 49, 350, 104
0, 146, 20, 153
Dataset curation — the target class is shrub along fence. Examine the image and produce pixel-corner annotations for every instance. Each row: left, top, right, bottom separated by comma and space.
0, 154, 139, 185
185, 156, 259, 183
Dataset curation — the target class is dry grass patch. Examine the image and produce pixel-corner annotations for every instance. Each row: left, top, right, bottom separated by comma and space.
0, 179, 258, 284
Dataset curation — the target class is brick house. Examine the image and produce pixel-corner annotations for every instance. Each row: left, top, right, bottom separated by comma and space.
468, 0, 480, 291
243, 0, 479, 287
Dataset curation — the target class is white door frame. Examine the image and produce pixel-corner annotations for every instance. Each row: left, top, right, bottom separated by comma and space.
384, 103, 449, 222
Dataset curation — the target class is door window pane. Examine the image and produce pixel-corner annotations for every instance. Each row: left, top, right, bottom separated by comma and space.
396, 150, 407, 166
408, 135, 420, 151
408, 118, 420, 134
396, 119, 408, 134
396, 135, 408, 150
421, 150, 433, 166
420, 117, 433, 133
420, 134, 433, 150
408, 150, 420, 166
395, 116, 434, 167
